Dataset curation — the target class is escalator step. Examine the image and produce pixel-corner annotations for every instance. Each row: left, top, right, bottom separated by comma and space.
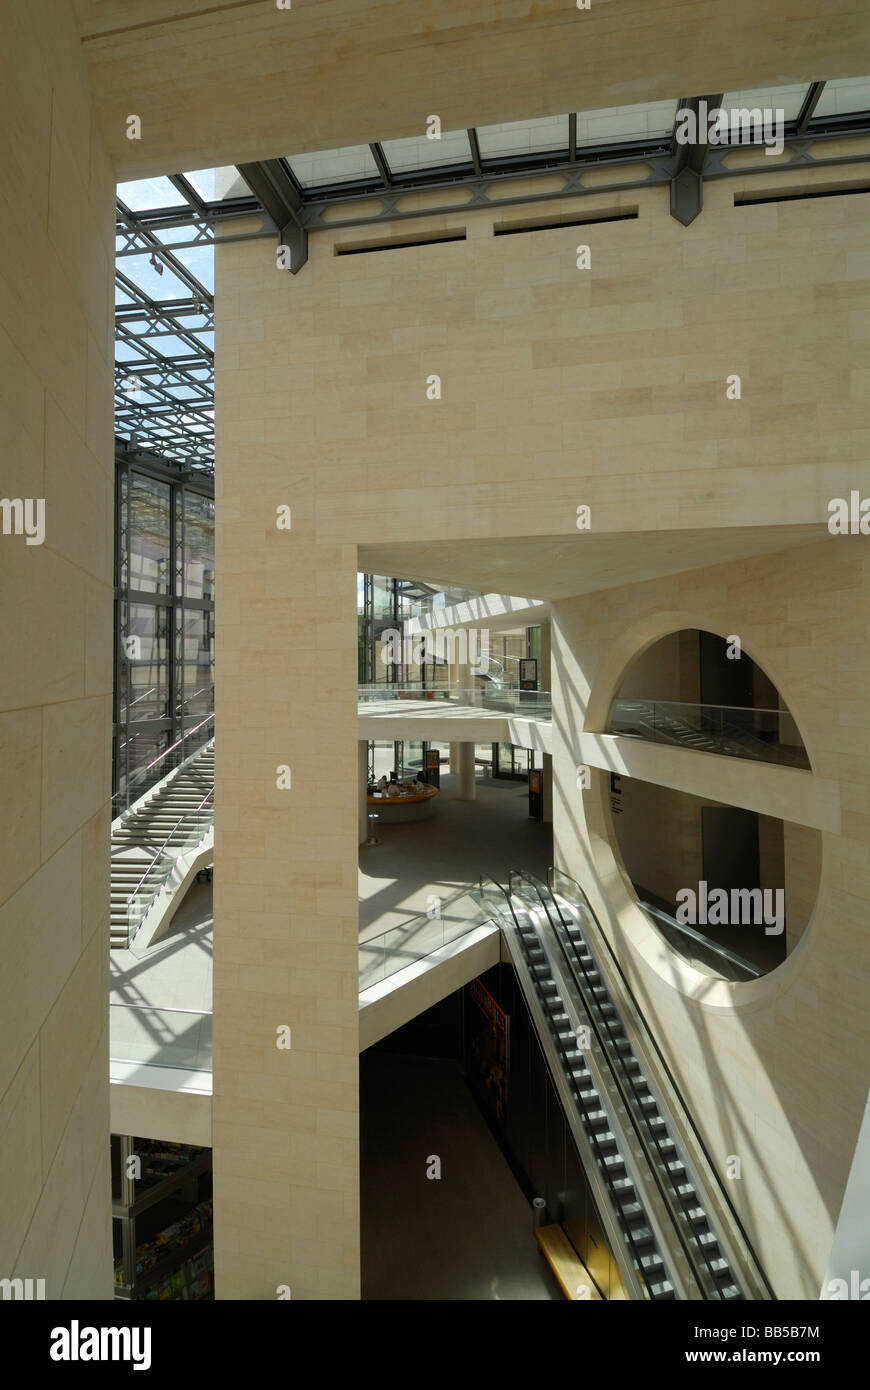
611, 1177, 636, 1198
620, 1200, 644, 1223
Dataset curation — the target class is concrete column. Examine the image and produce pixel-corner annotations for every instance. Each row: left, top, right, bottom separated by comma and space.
458, 661, 477, 706
214, 409, 359, 1297
543, 752, 553, 823
540, 620, 551, 692
449, 742, 461, 774
458, 741, 477, 800
359, 740, 370, 845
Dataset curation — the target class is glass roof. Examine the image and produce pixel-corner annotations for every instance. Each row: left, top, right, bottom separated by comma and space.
576, 100, 678, 146
380, 129, 472, 173
114, 77, 870, 475
813, 76, 870, 118
476, 115, 569, 160
117, 176, 188, 211
287, 144, 380, 188
721, 84, 807, 122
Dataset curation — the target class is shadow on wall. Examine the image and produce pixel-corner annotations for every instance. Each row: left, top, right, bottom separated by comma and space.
549, 621, 830, 1297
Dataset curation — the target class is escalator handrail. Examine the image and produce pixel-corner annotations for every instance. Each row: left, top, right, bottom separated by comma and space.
547, 867, 775, 1300
638, 898, 764, 980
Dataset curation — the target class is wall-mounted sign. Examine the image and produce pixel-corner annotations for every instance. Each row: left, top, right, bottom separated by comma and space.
519, 657, 538, 690
529, 768, 543, 820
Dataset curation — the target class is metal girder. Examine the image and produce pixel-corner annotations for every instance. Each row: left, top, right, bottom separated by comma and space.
237, 159, 308, 273
669, 94, 723, 226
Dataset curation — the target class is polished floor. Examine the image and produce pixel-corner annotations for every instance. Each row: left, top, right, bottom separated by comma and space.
360, 769, 553, 942
361, 1053, 560, 1300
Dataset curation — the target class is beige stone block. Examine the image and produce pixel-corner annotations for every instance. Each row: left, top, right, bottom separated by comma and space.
0, 707, 42, 906
38, 929, 107, 1177
61, 1160, 113, 1299
41, 695, 109, 859
0, 1041, 42, 1271
14, 1035, 110, 1297
0, 836, 82, 1100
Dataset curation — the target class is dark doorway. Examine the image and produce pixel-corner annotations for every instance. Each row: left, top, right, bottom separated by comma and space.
701, 806, 760, 894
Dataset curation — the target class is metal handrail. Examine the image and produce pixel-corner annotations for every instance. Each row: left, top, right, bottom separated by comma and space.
612, 697, 791, 717
638, 899, 763, 980
143, 712, 214, 773
114, 715, 214, 816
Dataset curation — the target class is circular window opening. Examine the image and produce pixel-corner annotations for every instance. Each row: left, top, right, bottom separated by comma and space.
607, 629, 810, 770
604, 629, 817, 979
608, 777, 820, 979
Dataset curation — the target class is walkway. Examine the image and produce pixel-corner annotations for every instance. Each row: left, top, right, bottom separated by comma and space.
361, 1054, 560, 1300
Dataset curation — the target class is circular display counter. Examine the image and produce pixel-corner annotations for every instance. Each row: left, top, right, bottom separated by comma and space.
367, 783, 439, 823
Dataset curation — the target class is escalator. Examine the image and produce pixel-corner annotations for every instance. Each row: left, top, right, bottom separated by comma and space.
476, 868, 773, 1302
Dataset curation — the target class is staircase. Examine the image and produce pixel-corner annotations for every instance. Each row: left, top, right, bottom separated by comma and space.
611, 699, 808, 768
111, 742, 214, 949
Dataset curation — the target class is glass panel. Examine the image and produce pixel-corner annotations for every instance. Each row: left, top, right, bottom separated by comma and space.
124, 604, 171, 721
110, 1004, 212, 1072
399, 741, 424, 776
380, 129, 472, 174
287, 144, 380, 188
170, 244, 214, 294
812, 76, 870, 119
372, 575, 394, 622
608, 698, 810, 768
179, 609, 214, 721
117, 176, 189, 211
122, 253, 194, 302
476, 115, 568, 160
358, 890, 485, 989
184, 167, 252, 201
117, 727, 171, 801
576, 99, 677, 146
721, 84, 808, 123
183, 491, 215, 599
129, 473, 171, 593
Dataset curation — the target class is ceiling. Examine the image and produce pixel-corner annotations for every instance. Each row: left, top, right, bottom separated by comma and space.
80, 0, 870, 179
359, 525, 831, 602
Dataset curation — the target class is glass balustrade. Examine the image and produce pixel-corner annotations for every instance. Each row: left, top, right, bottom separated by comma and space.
358, 684, 552, 718
110, 1003, 213, 1073
358, 886, 492, 991
608, 699, 809, 768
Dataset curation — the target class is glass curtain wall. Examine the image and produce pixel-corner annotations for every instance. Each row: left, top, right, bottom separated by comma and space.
358, 573, 449, 687
114, 454, 215, 813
